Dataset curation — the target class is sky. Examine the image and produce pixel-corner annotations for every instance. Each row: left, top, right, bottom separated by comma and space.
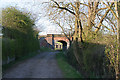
0, 0, 117, 36
0, 0, 62, 35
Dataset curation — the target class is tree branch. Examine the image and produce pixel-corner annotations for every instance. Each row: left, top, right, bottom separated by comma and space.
101, 24, 115, 33
51, 0, 76, 15
79, 2, 89, 7
96, 7, 108, 13
80, 12, 88, 19
95, 2, 114, 32
103, 2, 118, 20
55, 21, 70, 40
97, 13, 117, 30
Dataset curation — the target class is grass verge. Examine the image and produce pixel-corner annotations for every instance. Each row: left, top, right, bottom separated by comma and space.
56, 52, 82, 78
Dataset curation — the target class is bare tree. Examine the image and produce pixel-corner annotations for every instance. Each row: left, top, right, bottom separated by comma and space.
115, 1, 120, 79
47, 0, 84, 42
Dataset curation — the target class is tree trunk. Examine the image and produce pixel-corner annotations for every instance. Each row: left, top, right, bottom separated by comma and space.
88, 0, 92, 29
74, 17, 78, 41
116, 19, 120, 79
115, 1, 120, 79
73, 1, 84, 69
78, 20, 83, 42
73, 2, 83, 43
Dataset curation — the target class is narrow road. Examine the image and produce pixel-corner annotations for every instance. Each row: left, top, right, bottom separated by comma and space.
3, 51, 63, 78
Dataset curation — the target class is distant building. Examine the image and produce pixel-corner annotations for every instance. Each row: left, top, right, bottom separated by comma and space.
55, 42, 63, 50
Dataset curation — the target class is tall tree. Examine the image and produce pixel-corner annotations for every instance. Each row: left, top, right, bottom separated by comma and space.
48, 0, 84, 42
115, 1, 120, 79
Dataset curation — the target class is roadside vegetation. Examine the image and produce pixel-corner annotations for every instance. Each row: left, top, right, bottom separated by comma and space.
66, 31, 117, 78
1, 0, 120, 79
2, 7, 40, 72
45, 1, 120, 79
56, 51, 82, 78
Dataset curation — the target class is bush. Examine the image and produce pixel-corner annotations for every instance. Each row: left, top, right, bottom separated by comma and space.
66, 32, 117, 78
2, 38, 15, 63
82, 42, 105, 77
2, 7, 40, 64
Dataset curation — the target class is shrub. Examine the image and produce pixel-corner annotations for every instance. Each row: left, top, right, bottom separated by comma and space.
2, 7, 40, 63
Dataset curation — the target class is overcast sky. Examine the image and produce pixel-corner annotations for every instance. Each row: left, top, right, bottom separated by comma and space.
0, 0, 62, 35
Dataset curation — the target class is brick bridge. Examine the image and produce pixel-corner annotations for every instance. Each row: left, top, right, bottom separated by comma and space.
39, 34, 72, 50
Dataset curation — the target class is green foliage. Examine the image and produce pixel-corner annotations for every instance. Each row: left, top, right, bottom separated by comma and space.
82, 42, 105, 78
66, 44, 80, 69
2, 38, 15, 61
66, 29, 117, 78
2, 7, 34, 33
56, 52, 82, 78
66, 41, 105, 78
104, 43, 117, 77
2, 7, 40, 63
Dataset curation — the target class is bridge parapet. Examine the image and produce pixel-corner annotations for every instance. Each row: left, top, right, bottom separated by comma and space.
39, 34, 72, 50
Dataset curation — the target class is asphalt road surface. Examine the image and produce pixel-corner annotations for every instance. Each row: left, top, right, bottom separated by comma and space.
3, 51, 63, 78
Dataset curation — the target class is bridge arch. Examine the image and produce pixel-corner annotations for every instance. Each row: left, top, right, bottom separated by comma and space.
39, 34, 71, 50
55, 39, 70, 50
